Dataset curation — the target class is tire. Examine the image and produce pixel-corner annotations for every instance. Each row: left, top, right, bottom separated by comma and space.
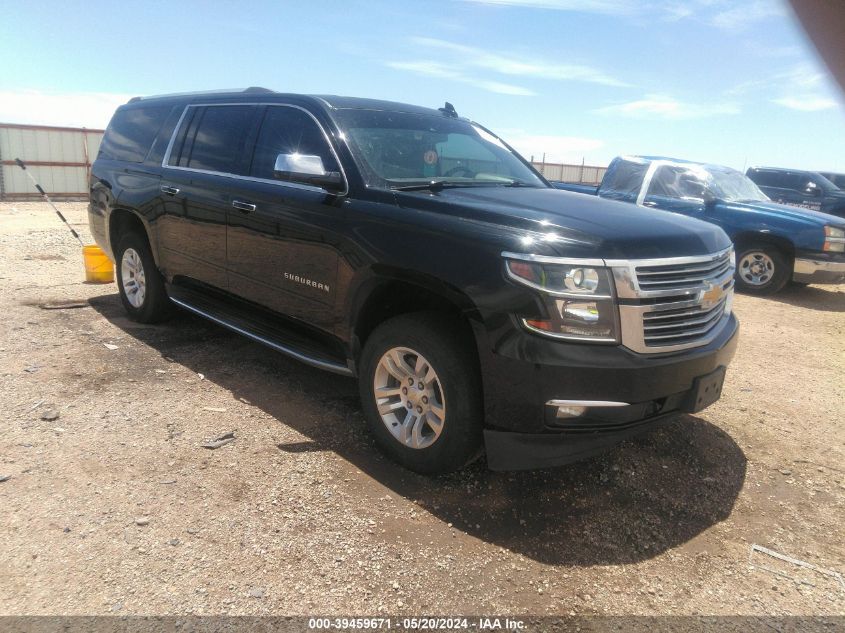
734, 243, 791, 295
115, 231, 173, 323
358, 312, 483, 475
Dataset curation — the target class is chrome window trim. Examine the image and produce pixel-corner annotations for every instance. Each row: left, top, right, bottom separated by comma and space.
161, 102, 349, 196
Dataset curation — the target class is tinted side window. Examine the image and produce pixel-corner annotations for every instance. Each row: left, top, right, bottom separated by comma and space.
99, 106, 171, 162
598, 159, 648, 202
751, 170, 801, 190
249, 106, 338, 180
181, 105, 254, 174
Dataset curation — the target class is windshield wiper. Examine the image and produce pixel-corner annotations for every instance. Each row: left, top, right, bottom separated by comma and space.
392, 180, 490, 192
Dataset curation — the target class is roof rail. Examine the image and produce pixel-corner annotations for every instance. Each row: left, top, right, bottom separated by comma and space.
125, 87, 277, 104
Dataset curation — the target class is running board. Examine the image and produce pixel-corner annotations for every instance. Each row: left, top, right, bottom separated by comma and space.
167, 286, 353, 377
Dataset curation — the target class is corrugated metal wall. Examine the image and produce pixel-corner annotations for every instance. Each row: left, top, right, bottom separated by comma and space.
0, 123, 104, 200
0, 122, 603, 198
531, 161, 606, 184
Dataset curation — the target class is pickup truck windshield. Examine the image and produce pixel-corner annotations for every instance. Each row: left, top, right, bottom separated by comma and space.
707, 167, 770, 202
334, 109, 546, 189
649, 163, 769, 203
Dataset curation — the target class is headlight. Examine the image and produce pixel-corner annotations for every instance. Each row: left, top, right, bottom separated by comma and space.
824, 226, 845, 253
505, 257, 619, 343
505, 259, 613, 296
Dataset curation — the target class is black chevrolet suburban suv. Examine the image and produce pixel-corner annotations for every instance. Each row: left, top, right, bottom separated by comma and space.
89, 88, 739, 473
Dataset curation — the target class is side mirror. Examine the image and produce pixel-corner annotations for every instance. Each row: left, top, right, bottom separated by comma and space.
273, 153, 344, 192
702, 189, 718, 207
803, 183, 821, 197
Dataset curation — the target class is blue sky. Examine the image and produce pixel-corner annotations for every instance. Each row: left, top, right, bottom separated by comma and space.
1, 0, 844, 171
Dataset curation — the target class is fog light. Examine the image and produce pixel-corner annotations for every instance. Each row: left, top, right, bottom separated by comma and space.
547, 399, 630, 420
556, 405, 588, 419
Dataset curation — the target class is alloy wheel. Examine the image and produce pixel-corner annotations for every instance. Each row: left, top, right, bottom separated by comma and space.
121, 247, 147, 308
373, 347, 446, 449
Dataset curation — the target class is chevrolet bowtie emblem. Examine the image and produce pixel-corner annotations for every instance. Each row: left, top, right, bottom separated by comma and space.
702, 284, 723, 305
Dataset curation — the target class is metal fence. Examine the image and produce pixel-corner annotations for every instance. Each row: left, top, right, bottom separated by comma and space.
0, 123, 104, 200
0, 122, 605, 199
531, 161, 606, 184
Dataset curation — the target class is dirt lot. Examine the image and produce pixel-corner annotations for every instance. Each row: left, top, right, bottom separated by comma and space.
1, 201, 843, 617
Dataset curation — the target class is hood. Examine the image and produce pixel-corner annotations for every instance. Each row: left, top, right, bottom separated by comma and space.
719, 199, 845, 227
396, 186, 730, 260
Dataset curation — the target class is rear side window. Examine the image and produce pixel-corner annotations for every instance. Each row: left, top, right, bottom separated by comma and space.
171, 105, 254, 174
249, 106, 338, 180
99, 106, 171, 163
598, 159, 648, 202
749, 170, 799, 190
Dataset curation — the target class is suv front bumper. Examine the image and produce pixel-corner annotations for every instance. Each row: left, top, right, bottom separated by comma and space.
476, 314, 739, 470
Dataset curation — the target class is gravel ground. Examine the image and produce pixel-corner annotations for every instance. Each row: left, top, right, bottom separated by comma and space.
0, 201, 843, 617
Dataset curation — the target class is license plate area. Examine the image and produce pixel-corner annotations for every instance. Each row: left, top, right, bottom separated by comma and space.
685, 366, 727, 413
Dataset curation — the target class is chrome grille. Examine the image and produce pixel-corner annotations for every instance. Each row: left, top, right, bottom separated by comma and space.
642, 294, 729, 347
635, 250, 733, 292
611, 247, 735, 354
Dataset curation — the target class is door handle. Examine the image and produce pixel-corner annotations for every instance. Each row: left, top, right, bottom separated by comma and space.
160, 185, 180, 195
642, 201, 657, 208
232, 200, 256, 212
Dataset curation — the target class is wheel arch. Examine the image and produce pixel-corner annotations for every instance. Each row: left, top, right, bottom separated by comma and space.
108, 208, 160, 266
348, 268, 485, 365
731, 231, 795, 259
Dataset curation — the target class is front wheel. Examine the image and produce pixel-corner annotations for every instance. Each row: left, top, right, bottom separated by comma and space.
358, 313, 483, 474
734, 244, 790, 295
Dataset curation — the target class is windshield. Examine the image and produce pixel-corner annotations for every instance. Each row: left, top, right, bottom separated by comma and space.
706, 167, 770, 202
333, 109, 546, 189
648, 163, 769, 203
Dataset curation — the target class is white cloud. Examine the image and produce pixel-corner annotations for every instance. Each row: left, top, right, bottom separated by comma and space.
597, 94, 740, 119
503, 132, 605, 163
726, 63, 842, 111
460, 0, 639, 14
709, 0, 786, 31
386, 61, 536, 95
0, 90, 131, 128
412, 37, 629, 87
462, 0, 787, 32
772, 96, 839, 111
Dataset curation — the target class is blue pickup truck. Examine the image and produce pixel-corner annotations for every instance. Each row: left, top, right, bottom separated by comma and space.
554, 156, 845, 294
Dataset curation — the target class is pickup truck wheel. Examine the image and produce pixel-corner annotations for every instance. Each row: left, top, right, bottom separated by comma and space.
358, 313, 482, 474
735, 244, 790, 295
115, 232, 172, 323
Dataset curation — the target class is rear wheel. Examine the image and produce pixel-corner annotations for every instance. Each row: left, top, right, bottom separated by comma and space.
115, 231, 172, 323
734, 243, 790, 295
358, 313, 483, 474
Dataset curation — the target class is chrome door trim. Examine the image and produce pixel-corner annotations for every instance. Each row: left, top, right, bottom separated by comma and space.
161, 102, 350, 196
